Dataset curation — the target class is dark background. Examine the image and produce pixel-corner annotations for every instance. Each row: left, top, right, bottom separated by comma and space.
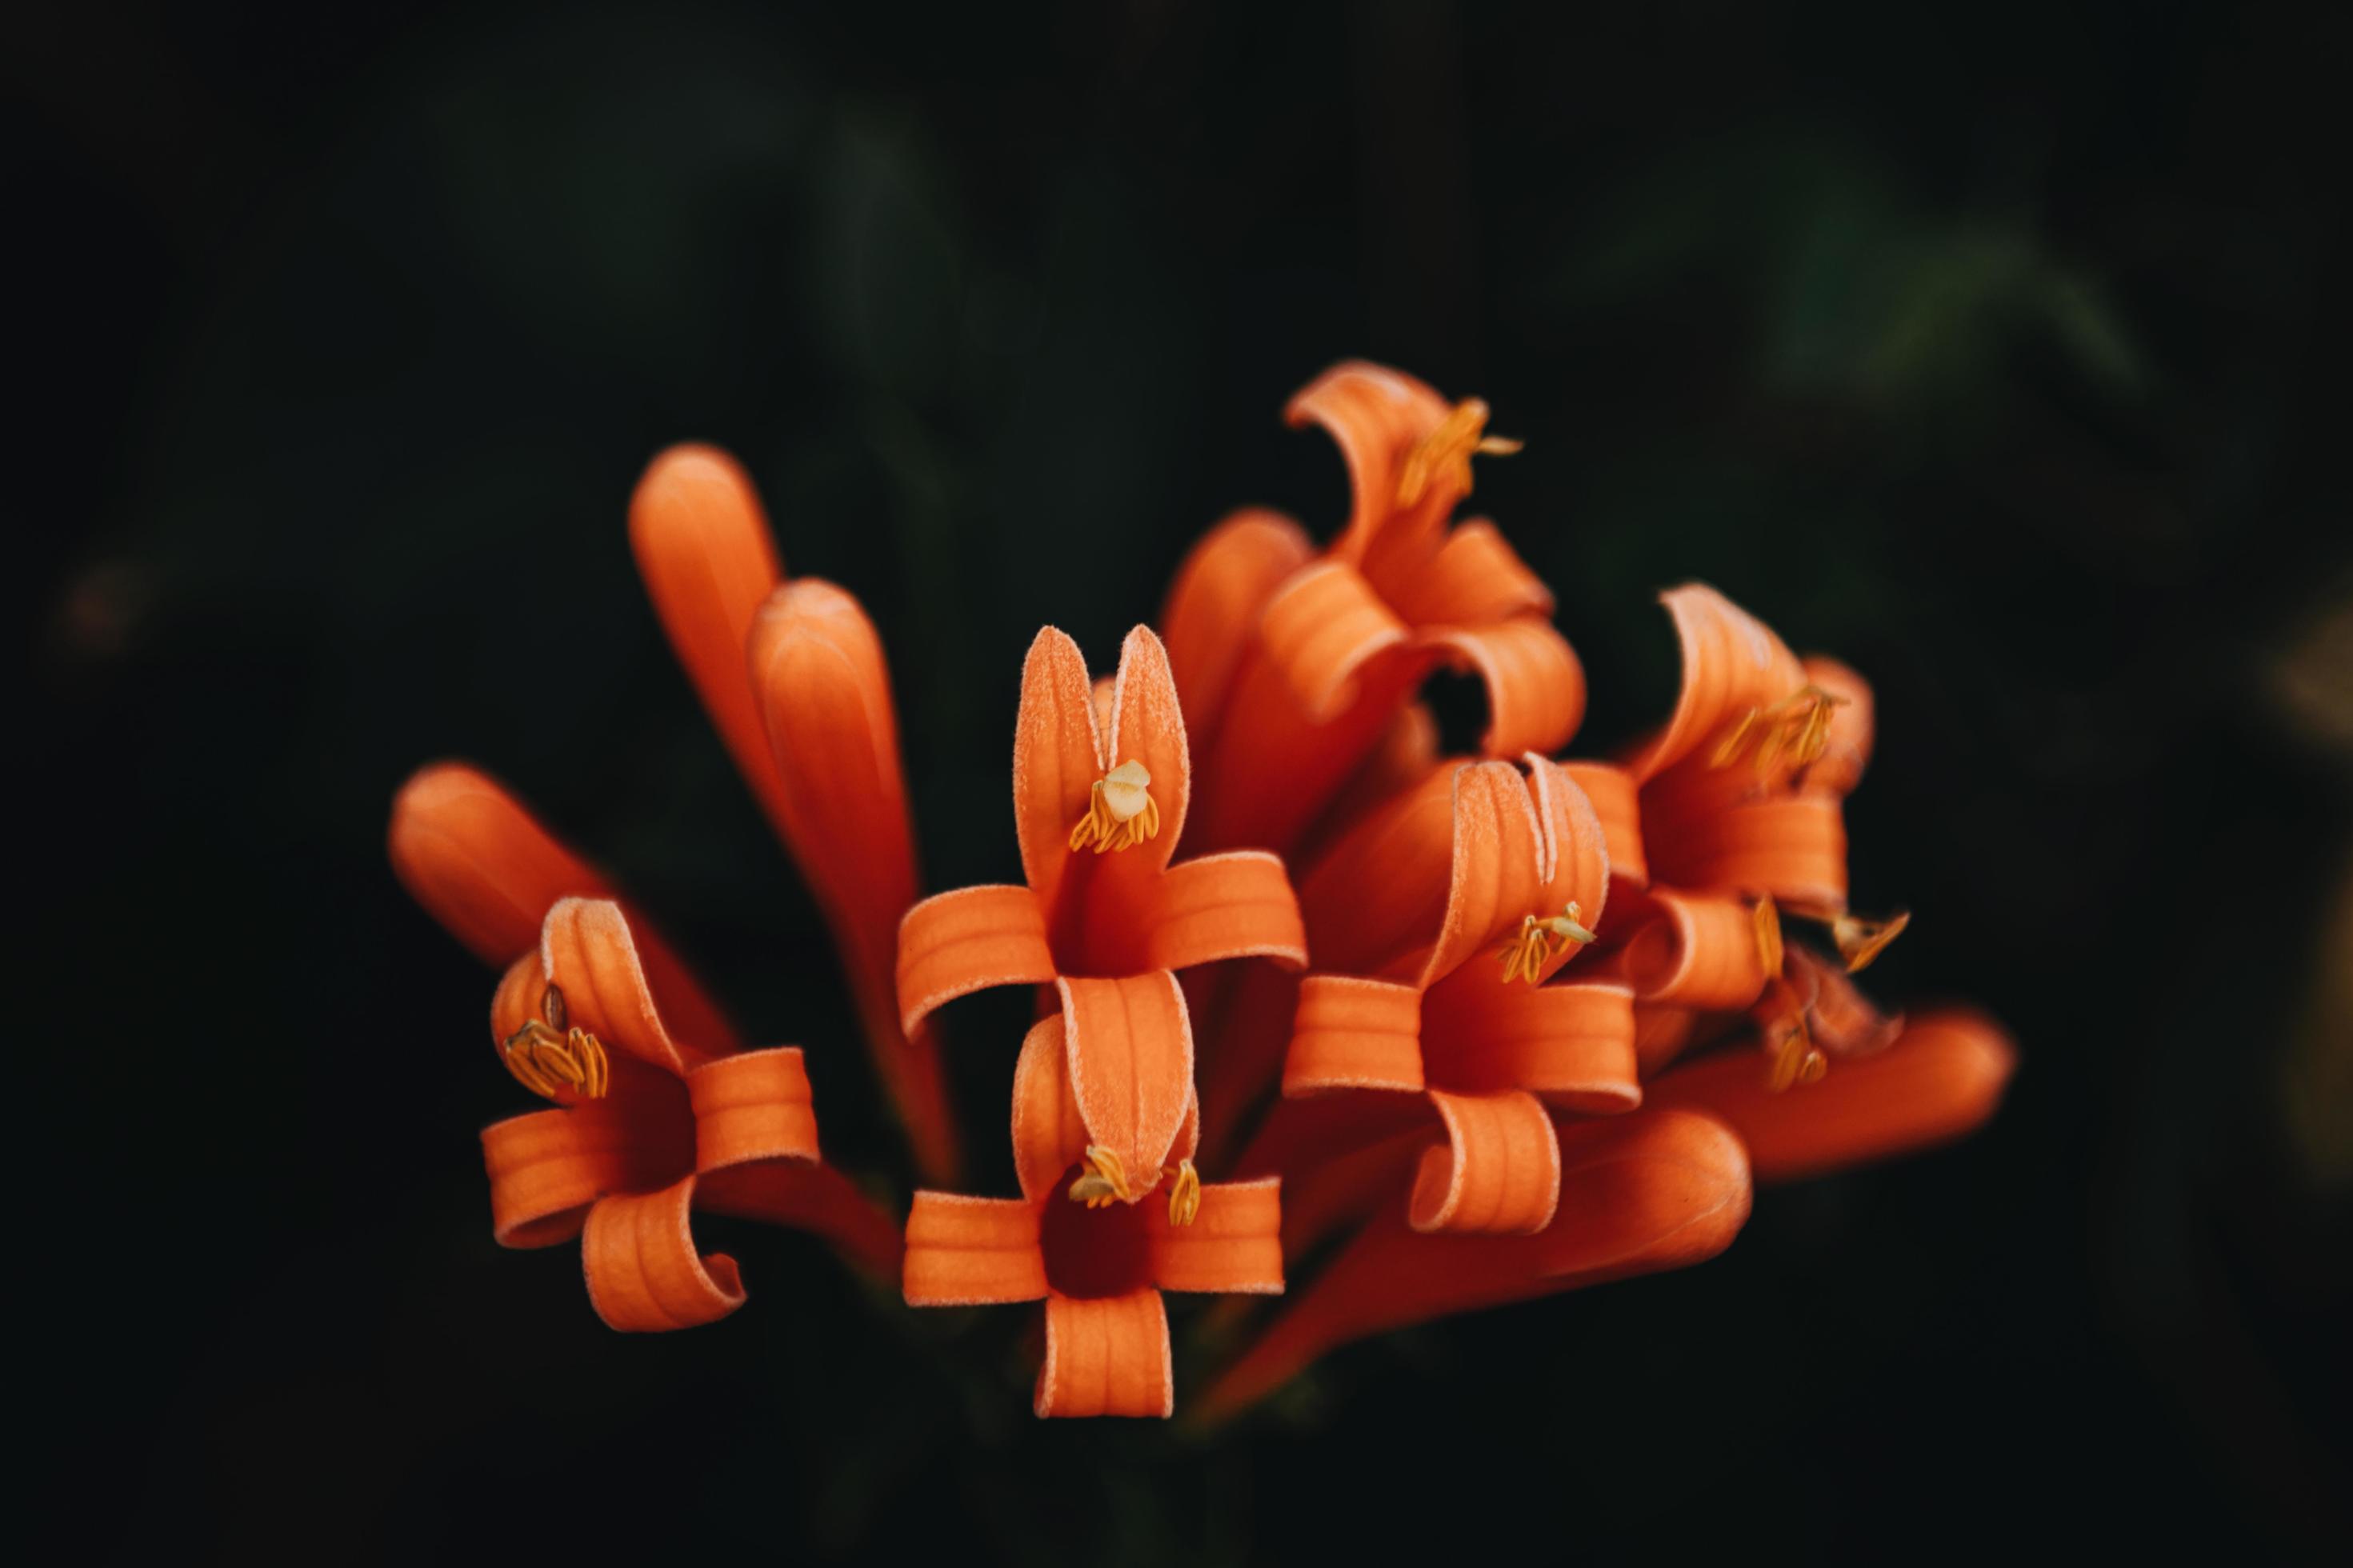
20, 1, 2349, 1560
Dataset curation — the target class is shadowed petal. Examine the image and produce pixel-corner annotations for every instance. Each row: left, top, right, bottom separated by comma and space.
1416, 617, 1587, 761
1011, 1011, 1092, 1202
480, 1097, 694, 1249
1161, 507, 1314, 745
1382, 518, 1555, 629
1562, 761, 1647, 888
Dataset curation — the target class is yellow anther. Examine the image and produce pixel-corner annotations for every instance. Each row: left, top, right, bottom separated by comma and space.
1710, 684, 1850, 775
1067, 759, 1160, 854
1831, 909, 1911, 974
1752, 894, 1785, 978
1766, 1009, 1827, 1094
1496, 901, 1594, 984
1067, 1144, 1136, 1209
1164, 1159, 1202, 1227
1396, 398, 1522, 507
500, 985, 610, 1102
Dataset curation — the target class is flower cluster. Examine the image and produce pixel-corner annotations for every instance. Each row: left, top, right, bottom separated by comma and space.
391, 361, 2014, 1421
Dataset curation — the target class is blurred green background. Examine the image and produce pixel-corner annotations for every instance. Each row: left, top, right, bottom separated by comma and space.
19, 1, 2347, 1560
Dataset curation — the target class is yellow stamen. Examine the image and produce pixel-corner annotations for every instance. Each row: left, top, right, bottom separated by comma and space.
499, 983, 610, 1101
1495, 901, 1595, 984
1163, 1159, 1201, 1227
1831, 909, 1911, 974
1710, 684, 1850, 775
1765, 1006, 1827, 1093
1067, 1144, 1136, 1209
1396, 398, 1522, 507
1752, 894, 1785, 978
1067, 759, 1160, 854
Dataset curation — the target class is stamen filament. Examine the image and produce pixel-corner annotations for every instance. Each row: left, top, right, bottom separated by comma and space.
1396, 398, 1520, 506
498, 985, 611, 1102
1831, 909, 1911, 974
1710, 684, 1850, 776
1068, 1144, 1136, 1209
1163, 1159, 1201, 1227
1495, 901, 1594, 984
1752, 894, 1785, 978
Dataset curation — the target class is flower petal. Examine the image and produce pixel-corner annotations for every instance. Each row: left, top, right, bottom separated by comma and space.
1645, 790, 1849, 912
902, 1192, 1048, 1306
1297, 762, 1460, 979
1646, 1008, 2016, 1182
627, 446, 792, 831
686, 1048, 819, 1172
1407, 1090, 1563, 1234
1141, 850, 1308, 973
895, 884, 1057, 1038
1382, 518, 1555, 629
1800, 655, 1875, 796
1628, 583, 1807, 782
480, 1096, 694, 1248
1010, 626, 1108, 917
1105, 625, 1193, 873
1420, 978, 1641, 1110
1160, 507, 1314, 745
1149, 1177, 1283, 1294
1258, 560, 1413, 723
1562, 761, 1647, 889
530, 898, 714, 1075
1191, 1109, 1752, 1423
1284, 359, 1456, 563
580, 1177, 746, 1333
1058, 974, 1197, 1196
1284, 974, 1426, 1094
389, 765, 740, 1052
1615, 890, 1774, 1012
750, 579, 958, 1182
1417, 617, 1587, 761
1010, 1010, 1092, 1202
1037, 1289, 1174, 1418
1423, 758, 1608, 987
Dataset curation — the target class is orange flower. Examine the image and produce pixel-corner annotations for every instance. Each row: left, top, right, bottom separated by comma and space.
1163, 362, 1586, 859
894, 625, 1307, 1206
1191, 1107, 1751, 1425
902, 1015, 1284, 1418
1241, 756, 1633, 1235
631, 445, 959, 1183
390, 771, 898, 1327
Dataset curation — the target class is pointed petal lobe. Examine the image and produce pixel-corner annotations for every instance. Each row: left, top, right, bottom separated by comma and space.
1058, 974, 1197, 1193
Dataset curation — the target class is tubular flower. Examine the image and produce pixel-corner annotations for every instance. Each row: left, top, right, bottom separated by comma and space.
632, 446, 960, 1184
390, 769, 899, 1326
1163, 362, 1587, 860
902, 1014, 1284, 1418
894, 625, 1308, 1209
1239, 757, 1632, 1236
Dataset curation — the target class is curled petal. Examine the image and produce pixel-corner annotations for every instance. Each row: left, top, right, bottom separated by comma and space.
686, 1048, 819, 1173
1423, 758, 1607, 986
580, 1177, 746, 1333
1192, 1110, 1752, 1424
750, 579, 958, 1182
1417, 617, 1587, 762
1634, 1002, 1704, 1078
1011, 1011, 1092, 1202
1059, 974, 1197, 1198
1628, 584, 1807, 782
1561, 761, 1647, 889
1381, 518, 1555, 630
1284, 975, 1426, 1094
1285, 360, 1456, 563
1299, 762, 1459, 979
531, 898, 709, 1076
628, 446, 791, 830
1141, 851, 1308, 974
1037, 1289, 1174, 1418
895, 883, 1056, 1038
390, 764, 738, 1050
902, 1193, 1048, 1306
1149, 1176, 1283, 1295
1420, 978, 1641, 1111
1647, 790, 1850, 912
1409, 1090, 1562, 1234
1800, 655, 1875, 796
1616, 890, 1774, 1012
1161, 507, 1314, 744
480, 1096, 694, 1248
1647, 1008, 2016, 1182
1258, 561, 1412, 724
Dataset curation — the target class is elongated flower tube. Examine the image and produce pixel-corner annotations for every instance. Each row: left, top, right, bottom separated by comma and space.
1237, 757, 1630, 1236
1165, 362, 1587, 859
902, 1015, 1284, 1418
1192, 1109, 1751, 1425
896, 625, 1307, 1207
632, 446, 958, 1182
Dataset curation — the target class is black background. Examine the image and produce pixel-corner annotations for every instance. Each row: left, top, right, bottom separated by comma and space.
19, 2, 2349, 1561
